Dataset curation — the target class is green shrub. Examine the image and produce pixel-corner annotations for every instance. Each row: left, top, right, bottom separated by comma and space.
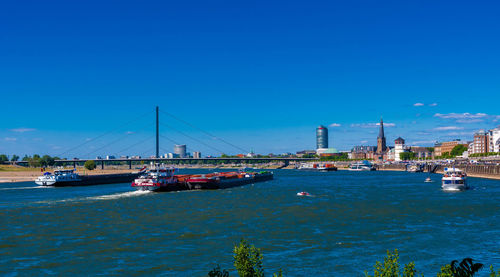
490, 265, 500, 277
234, 239, 264, 277
365, 249, 421, 277
208, 265, 229, 277
84, 160, 96, 170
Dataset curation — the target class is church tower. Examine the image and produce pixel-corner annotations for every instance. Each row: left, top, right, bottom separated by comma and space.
376, 118, 387, 154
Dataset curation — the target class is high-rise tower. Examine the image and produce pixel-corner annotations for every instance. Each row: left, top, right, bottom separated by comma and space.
376, 118, 387, 154
316, 125, 328, 149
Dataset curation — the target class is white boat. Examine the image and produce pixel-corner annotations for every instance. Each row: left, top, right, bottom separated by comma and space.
348, 161, 375, 171
297, 163, 337, 171
407, 164, 423, 173
424, 177, 433, 183
35, 169, 81, 186
441, 167, 468, 191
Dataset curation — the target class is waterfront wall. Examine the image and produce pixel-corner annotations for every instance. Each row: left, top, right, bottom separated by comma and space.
435, 164, 500, 179
375, 164, 407, 171
372, 163, 500, 180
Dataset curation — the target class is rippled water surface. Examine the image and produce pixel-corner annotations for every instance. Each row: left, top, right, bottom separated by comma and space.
1, 170, 499, 276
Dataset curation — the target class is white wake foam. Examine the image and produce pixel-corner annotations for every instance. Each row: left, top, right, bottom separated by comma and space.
84, 190, 151, 201
0, 186, 53, 190
31, 190, 151, 206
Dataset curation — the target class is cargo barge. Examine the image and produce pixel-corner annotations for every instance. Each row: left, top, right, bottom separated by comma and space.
35, 168, 146, 186
132, 164, 273, 192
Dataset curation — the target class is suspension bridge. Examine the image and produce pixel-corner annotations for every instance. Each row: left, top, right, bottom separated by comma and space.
17, 106, 317, 167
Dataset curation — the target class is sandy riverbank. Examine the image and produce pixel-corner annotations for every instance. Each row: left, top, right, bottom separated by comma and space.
3, 165, 499, 183
0, 168, 138, 183
0, 164, 283, 183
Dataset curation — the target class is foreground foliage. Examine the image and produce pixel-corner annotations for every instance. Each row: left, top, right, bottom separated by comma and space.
364, 249, 421, 277
233, 239, 265, 277
209, 239, 282, 277
437, 258, 483, 277
210, 241, 497, 277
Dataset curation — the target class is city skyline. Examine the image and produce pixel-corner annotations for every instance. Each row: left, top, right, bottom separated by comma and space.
1, 1, 500, 157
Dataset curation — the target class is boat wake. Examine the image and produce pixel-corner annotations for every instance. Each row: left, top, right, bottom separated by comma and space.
0, 186, 53, 191
32, 190, 151, 205
84, 190, 151, 201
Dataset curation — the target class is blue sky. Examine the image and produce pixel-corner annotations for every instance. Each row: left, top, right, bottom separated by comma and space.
1, 0, 499, 158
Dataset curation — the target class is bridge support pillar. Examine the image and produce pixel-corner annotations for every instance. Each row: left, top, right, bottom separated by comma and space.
101, 161, 104, 170
73, 161, 76, 168
284, 160, 289, 167
129, 160, 132, 170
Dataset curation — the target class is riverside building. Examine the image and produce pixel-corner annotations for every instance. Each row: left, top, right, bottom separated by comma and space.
374, 118, 388, 161
174, 144, 187, 158
394, 137, 406, 162
489, 127, 500, 153
472, 130, 489, 154
316, 125, 328, 149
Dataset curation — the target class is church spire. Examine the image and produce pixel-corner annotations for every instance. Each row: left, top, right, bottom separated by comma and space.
378, 117, 385, 139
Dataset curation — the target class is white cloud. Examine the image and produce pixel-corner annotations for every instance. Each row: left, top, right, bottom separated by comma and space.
413, 103, 424, 107
126, 131, 135, 134
456, 119, 484, 124
434, 113, 488, 119
360, 140, 368, 144
429, 103, 438, 107
409, 140, 436, 145
446, 131, 475, 136
4, 137, 17, 141
10, 128, 36, 133
351, 122, 396, 128
433, 126, 464, 131
329, 123, 341, 127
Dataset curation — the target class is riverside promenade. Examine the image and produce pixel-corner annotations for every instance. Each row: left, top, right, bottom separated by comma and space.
375, 163, 500, 180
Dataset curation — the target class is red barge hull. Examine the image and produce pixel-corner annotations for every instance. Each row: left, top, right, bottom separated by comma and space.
132, 171, 273, 192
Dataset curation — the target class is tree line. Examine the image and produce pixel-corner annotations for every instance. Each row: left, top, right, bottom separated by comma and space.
0, 154, 60, 167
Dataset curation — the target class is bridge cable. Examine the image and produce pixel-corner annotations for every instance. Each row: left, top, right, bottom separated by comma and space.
159, 109, 249, 153
85, 135, 133, 158
159, 134, 199, 154
138, 146, 156, 158
84, 122, 154, 158
56, 110, 151, 158
159, 122, 225, 154
115, 136, 155, 156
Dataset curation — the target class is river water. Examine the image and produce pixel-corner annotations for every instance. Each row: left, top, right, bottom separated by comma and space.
1, 170, 499, 276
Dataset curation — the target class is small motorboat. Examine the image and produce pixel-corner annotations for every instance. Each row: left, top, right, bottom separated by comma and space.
424, 177, 433, 183
297, 191, 311, 196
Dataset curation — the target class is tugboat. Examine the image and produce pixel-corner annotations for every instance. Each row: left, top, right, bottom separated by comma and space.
442, 167, 468, 191
132, 164, 183, 192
